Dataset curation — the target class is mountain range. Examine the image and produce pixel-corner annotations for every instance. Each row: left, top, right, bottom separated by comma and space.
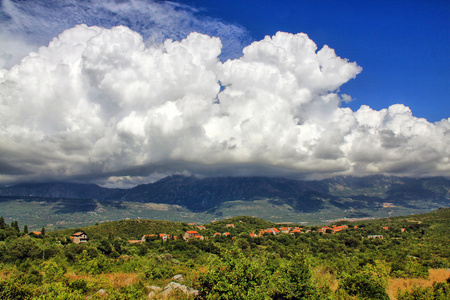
0, 175, 449, 228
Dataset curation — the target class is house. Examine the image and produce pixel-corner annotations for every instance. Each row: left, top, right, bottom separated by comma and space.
250, 233, 258, 238
318, 226, 333, 234
141, 234, 156, 242
383, 227, 389, 230
401, 228, 406, 232
70, 232, 88, 244
280, 227, 292, 234
159, 233, 170, 241
225, 224, 235, 228
184, 230, 199, 240
332, 225, 348, 233
290, 229, 302, 235
223, 232, 231, 236
197, 225, 206, 230
214, 232, 221, 237
193, 235, 204, 240
264, 228, 280, 235
31, 231, 41, 236
368, 235, 383, 239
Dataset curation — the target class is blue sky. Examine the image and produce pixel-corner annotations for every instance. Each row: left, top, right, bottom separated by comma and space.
182, 0, 450, 122
0, 0, 449, 186
1, 0, 448, 121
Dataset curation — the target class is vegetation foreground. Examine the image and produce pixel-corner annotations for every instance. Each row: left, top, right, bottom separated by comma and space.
0, 208, 449, 299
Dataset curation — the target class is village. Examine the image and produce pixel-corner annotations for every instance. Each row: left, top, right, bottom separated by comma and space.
65, 222, 406, 244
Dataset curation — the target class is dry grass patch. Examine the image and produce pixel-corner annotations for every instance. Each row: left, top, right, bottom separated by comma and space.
387, 269, 450, 300
66, 272, 143, 289
103, 272, 142, 288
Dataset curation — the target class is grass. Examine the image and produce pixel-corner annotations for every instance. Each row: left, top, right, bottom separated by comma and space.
387, 269, 450, 300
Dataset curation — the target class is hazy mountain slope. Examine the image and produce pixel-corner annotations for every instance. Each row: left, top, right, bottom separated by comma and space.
1, 175, 448, 216
0, 182, 126, 200
122, 176, 328, 212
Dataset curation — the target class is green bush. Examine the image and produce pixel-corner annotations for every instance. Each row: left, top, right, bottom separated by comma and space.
391, 257, 429, 278
0, 277, 33, 299
339, 273, 389, 300
397, 280, 450, 300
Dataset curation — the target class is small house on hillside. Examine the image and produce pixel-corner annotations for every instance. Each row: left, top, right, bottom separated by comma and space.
280, 227, 292, 234
290, 229, 302, 235
368, 235, 383, 239
318, 226, 333, 234
197, 225, 206, 230
141, 234, 156, 242
70, 232, 88, 244
184, 230, 199, 240
332, 225, 348, 233
225, 224, 235, 228
159, 233, 170, 241
264, 228, 280, 235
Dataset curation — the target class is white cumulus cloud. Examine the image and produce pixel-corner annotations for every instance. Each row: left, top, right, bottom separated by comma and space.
0, 25, 449, 187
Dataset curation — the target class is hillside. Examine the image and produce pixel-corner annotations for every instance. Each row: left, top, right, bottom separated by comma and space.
0, 209, 449, 299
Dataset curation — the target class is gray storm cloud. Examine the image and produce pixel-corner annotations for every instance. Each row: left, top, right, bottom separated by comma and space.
0, 25, 449, 186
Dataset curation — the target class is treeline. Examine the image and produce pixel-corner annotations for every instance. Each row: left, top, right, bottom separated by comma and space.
0, 209, 449, 299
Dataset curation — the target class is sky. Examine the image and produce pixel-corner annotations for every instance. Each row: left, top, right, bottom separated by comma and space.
0, 0, 449, 187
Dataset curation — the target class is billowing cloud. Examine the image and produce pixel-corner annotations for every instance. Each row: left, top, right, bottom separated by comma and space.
0, 25, 449, 187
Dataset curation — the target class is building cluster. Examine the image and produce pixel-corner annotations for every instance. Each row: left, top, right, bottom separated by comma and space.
66, 223, 407, 245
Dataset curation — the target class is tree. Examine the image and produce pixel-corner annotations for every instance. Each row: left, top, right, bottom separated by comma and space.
0, 216, 7, 229
271, 253, 320, 299
41, 227, 46, 236
11, 220, 19, 232
338, 261, 390, 300
23, 225, 28, 234
196, 246, 272, 299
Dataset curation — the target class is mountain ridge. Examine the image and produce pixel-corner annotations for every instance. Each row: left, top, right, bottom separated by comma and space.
1, 175, 449, 213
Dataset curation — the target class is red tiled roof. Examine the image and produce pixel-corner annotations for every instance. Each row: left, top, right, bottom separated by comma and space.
187, 231, 198, 234
71, 232, 85, 236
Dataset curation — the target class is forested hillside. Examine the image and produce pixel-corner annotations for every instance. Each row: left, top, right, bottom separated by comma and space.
0, 209, 449, 299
